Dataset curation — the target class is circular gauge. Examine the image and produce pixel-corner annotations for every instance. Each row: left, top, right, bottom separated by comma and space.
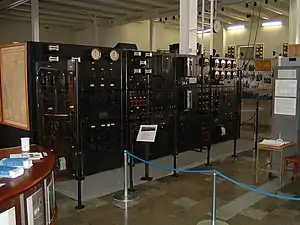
110, 50, 120, 61
91, 48, 101, 60
215, 59, 220, 67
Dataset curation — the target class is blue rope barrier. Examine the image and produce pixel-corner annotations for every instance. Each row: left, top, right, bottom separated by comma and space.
124, 151, 300, 201
125, 151, 215, 174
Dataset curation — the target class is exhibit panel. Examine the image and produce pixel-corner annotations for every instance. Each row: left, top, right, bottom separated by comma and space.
0, 146, 56, 225
0, 43, 30, 130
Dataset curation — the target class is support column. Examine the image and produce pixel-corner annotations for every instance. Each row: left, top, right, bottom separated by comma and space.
149, 18, 154, 51
179, 0, 198, 55
289, 0, 300, 44
31, 0, 39, 42
93, 17, 99, 45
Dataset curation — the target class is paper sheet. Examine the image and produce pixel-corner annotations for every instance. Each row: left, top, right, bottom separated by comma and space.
278, 70, 296, 79
274, 97, 296, 116
136, 125, 158, 142
0, 207, 16, 225
275, 80, 297, 97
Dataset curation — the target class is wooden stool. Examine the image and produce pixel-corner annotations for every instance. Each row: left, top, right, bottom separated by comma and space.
284, 155, 300, 183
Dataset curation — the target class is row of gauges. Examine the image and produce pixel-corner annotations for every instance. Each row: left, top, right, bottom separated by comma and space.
213, 59, 237, 68
255, 44, 264, 58
91, 48, 120, 61
283, 43, 288, 57
214, 71, 237, 79
202, 58, 237, 68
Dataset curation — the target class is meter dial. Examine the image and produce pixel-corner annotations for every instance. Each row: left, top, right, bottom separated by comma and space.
110, 50, 120, 61
91, 48, 101, 60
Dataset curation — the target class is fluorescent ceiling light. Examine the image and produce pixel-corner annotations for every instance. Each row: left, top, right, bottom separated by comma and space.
265, 7, 282, 15
197, 29, 211, 34
262, 16, 269, 20
227, 25, 245, 30
262, 20, 282, 27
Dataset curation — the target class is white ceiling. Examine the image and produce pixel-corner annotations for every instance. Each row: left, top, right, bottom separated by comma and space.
0, 0, 290, 29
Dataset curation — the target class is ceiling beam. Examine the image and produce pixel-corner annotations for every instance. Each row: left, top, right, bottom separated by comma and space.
43, 0, 137, 15
0, 0, 28, 11
225, 5, 275, 20
89, 0, 167, 11
22, 2, 117, 19
0, 14, 83, 29
12, 6, 100, 22
264, 5, 289, 17
3, 10, 86, 25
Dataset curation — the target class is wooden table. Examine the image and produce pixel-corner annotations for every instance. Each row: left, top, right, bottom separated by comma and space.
0, 145, 56, 225
256, 142, 295, 186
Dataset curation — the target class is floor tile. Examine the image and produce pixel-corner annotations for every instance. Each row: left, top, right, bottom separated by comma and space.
239, 207, 269, 220
271, 207, 300, 218
172, 197, 199, 209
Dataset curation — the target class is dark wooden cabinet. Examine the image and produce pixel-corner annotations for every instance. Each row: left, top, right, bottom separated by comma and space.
0, 146, 56, 225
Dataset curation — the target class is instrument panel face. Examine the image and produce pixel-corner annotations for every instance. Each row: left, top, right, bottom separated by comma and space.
34, 43, 238, 175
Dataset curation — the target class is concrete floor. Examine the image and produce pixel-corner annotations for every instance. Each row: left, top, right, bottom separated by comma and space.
54, 146, 300, 225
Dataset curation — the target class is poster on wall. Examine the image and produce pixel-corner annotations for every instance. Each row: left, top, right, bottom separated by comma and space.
0, 44, 29, 130
254, 60, 271, 71
274, 97, 296, 116
0, 207, 16, 225
26, 188, 45, 225
275, 80, 297, 97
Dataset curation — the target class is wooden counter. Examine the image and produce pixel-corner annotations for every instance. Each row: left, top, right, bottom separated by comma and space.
0, 146, 56, 225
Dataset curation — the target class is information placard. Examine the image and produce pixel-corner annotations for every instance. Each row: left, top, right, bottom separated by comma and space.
274, 97, 296, 116
275, 79, 297, 97
136, 125, 158, 142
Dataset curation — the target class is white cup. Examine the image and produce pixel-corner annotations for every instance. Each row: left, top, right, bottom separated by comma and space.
21, 137, 30, 152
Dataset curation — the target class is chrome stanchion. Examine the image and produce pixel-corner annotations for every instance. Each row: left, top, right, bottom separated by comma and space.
113, 151, 138, 202
197, 171, 229, 225
212, 172, 217, 225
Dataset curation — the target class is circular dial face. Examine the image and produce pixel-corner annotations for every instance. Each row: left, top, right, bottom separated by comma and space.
91, 48, 101, 60
110, 50, 120, 61
213, 20, 221, 33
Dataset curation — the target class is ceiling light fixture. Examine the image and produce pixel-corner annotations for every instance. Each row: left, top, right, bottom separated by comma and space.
265, 7, 282, 14
227, 25, 245, 30
262, 20, 282, 27
262, 16, 269, 20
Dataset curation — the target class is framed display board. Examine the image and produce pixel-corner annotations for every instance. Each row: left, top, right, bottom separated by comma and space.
0, 43, 30, 130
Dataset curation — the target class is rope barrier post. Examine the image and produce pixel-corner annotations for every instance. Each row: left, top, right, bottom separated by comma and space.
254, 101, 259, 153
129, 140, 135, 192
113, 151, 138, 203
211, 171, 217, 225
141, 144, 153, 181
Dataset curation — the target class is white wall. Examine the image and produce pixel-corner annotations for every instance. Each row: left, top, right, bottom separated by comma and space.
1, 18, 287, 58
75, 20, 224, 54
225, 22, 289, 58
75, 19, 289, 58
0, 20, 75, 45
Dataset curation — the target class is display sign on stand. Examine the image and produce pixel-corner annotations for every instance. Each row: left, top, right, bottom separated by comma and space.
136, 125, 158, 143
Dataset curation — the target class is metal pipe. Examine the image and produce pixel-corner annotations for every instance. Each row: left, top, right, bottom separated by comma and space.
211, 172, 217, 225
92, 16, 99, 45
31, 0, 39, 41
209, 0, 214, 56
254, 101, 259, 152
201, 0, 205, 54
124, 151, 128, 198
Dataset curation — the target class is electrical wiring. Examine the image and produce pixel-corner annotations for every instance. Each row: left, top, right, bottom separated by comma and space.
240, 0, 256, 70
242, 0, 263, 70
